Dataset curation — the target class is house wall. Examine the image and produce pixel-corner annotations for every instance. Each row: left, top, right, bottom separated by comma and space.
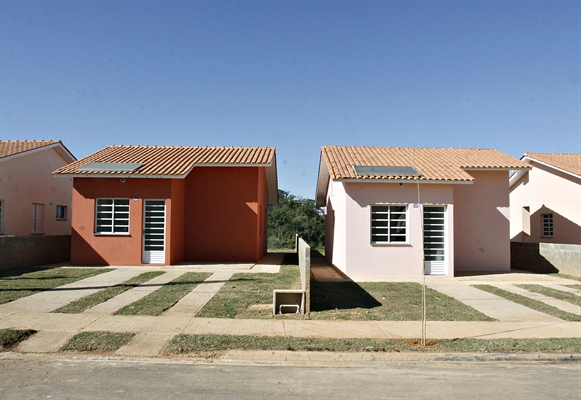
71, 177, 175, 266
325, 180, 346, 272
327, 180, 455, 281
0, 148, 73, 236
184, 166, 266, 263
515, 163, 581, 244
169, 179, 186, 264
509, 173, 530, 242
454, 170, 511, 273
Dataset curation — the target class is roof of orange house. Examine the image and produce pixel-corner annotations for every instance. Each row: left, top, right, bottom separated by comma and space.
54, 145, 278, 203
320, 146, 529, 181
524, 153, 581, 177
0, 140, 60, 159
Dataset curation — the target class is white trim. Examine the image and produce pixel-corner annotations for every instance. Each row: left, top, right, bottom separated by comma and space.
0, 143, 76, 164
523, 156, 581, 180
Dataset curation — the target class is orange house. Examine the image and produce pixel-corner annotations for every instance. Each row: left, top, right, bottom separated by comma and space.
53, 146, 278, 266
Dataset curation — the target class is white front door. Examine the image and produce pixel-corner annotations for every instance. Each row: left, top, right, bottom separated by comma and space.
424, 206, 446, 275
142, 200, 166, 264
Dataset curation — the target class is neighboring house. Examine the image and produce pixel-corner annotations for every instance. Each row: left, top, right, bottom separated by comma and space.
53, 145, 278, 266
509, 153, 581, 245
0, 140, 76, 236
315, 146, 530, 280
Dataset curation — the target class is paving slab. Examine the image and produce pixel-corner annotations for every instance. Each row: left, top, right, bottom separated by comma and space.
494, 285, 581, 315
0, 312, 103, 331
184, 318, 287, 336
250, 253, 284, 273
547, 283, 581, 296
84, 270, 185, 314
428, 284, 563, 322
15, 330, 76, 353
82, 315, 192, 334
283, 319, 389, 338
310, 259, 349, 282
0, 268, 143, 313
115, 333, 175, 357
163, 271, 234, 317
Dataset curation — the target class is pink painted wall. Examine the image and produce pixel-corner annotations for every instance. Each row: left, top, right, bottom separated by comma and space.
510, 163, 581, 244
453, 170, 511, 273
0, 147, 73, 236
327, 181, 455, 280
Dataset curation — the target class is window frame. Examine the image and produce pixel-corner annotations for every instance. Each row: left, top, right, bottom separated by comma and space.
541, 213, 553, 238
370, 204, 409, 245
56, 205, 68, 221
95, 198, 130, 235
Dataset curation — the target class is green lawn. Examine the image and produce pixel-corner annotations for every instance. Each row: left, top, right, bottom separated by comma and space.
54, 271, 166, 313
115, 272, 211, 316
163, 334, 581, 354
516, 284, 581, 307
0, 267, 112, 305
0, 328, 36, 350
474, 285, 581, 321
60, 331, 134, 353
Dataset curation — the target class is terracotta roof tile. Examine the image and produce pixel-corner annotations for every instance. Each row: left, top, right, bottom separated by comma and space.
54, 145, 276, 177
0, 140, 60, 159
321, 146, 530, 182
525, 153, 581, 177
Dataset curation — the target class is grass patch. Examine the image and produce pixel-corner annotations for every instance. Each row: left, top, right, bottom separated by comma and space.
196, 263, 302, 319
0, 268, 112, 305
60, 331, 134, 353
549, 273, 581, 282
309, 281, 494, 321
517, 284, 581, 307
565, 284, 581, 291
115, 272, 211, 316
474, 285, 581, 321
0, 328, 36, 350
163, 334, 581, 354
53, 271, 165, 314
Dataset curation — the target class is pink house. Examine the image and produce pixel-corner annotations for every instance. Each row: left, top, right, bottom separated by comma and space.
316, 146, 530, 281
510, 153, 581, 245
0, 140, 76, 236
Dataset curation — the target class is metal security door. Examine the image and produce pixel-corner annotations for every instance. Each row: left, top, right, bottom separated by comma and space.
424, 206, 446, 275
142, 200, 166, 264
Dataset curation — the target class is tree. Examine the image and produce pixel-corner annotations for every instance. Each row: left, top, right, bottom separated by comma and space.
267, 189, 324, 249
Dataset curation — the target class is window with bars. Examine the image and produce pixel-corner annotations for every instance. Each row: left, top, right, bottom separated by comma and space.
95, 199, 130, 234
541, 213, 553, 237
31, 203, 45, 234
371, 205, 407, 243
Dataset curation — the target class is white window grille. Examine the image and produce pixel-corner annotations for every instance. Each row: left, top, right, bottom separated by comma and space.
371, 205, 407, 243
56, 205, 67, 220
31, 203, 45, 234
541, 214, 553, 237
95, 199, 130, 234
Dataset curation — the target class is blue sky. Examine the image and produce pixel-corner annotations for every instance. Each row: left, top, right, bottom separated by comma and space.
1, 1, 579, 199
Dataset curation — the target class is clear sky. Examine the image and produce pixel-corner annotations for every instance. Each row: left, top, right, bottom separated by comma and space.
1, 1, 579, 199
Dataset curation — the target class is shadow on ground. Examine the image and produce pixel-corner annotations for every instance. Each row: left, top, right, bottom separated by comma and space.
310, 280, 381, 311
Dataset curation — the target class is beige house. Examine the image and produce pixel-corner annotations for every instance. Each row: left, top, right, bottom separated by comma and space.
0, 140, 76, 236
510, 153, 581, 245
316, 146, 530, 281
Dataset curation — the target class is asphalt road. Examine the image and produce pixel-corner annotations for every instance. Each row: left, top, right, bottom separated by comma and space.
1, 354, 580, 399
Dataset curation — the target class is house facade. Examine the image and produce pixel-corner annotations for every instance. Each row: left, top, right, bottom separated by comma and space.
0, 140, 76, 236
54, 145, 278, 266
510, 153, 581, 245
316, 146, 529, 281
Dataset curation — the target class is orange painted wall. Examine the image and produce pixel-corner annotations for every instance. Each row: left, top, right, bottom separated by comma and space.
169, 179, 185, 264
71, 177, 175, 266
184, 167, 266, 263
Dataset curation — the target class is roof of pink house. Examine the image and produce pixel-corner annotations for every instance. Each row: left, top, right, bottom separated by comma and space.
524, 153, 581, 177
316, 146, 530, 206
0, 140, 76, 162
54, 145, 278, 203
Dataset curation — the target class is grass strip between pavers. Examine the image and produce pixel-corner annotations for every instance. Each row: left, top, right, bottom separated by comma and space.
60, 331, 135, 353
474, 285, 581, 322
0, 268, 113, 305
0, 328, 36, 350
565, 284, 581, 291
53, 271, 166, 314
516, 284, 581, 307
162, 334, 581, 354
115, 272, 212, 316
